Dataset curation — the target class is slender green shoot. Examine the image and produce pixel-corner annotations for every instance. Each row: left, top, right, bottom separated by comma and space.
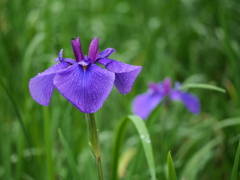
85, 113, 103, 180
112, 115, 156, 180
181, 83, 226, 93
167, 151, 177, 180
231, 141, 240, 180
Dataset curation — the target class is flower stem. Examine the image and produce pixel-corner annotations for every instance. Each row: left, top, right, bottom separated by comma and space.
85, 113, 103, 180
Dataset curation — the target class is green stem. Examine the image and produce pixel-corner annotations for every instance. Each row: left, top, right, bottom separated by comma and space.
85, 113, 103, 180
44, 107, 54, 180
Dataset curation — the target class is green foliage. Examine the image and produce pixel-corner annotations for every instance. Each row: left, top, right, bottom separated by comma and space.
181, 83, 226, 93
0, 0, 240, 179
112, 115, 156, 180
167, 151, 177, 180
58, 129, 81, 180
231, 141, 240, 180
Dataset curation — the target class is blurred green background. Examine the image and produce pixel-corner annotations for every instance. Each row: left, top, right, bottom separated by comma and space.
1, 0, 240, 179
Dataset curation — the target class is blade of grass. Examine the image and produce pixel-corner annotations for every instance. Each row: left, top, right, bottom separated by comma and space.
218, 0, 240, 104
231, 141, 240, 180
111, 115, 156, 180
182, 137, 222, 179
215, 117, 240, 129
58, 129, 81, 180
167, 151, 177, 180
181, 83, 226, 93
126, 99, 165, 179
43, 107, 54, 180
3, 133, 11, 180
0, 77, 32, 149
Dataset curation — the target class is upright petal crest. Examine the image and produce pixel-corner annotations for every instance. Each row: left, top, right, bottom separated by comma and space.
149, 83, 159, 93
163, 78, 172, 94
88, 37, 99, 63
97, 48, 116, 59
54, 49, 63, 62
71, 37, 84, 62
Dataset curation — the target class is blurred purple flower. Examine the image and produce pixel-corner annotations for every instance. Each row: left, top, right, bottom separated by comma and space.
132, 78, 200, 119
29, 37, 142, 113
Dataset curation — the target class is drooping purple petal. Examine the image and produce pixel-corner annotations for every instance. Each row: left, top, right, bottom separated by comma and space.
88, 37, 99, 63
132, 92, 164, 119
114, 69, 141, 94
53, 63, 115, 113
98, 58, 139, 73
29, 62, 70, 106
71, 37, 84, 62
98, 58, 142, 94
180, 92, 200, 114
97, 48, 116, 59
170, 90, 200, 114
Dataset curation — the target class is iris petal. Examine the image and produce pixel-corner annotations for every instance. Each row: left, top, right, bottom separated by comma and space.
170, 90, 200, 114
132, 92, 164, 119
54, 50, 76, 64
71, 37, 84, 62
98, 58, 142, 94
53, 63, 115, 113
97, 48, 116, 59
29, 62, 70, 106
163, 78, 172, 94
62, 58, 76, 64
54, 49, 63, 62
88, 37, 99, 63
170, 89, 182, 101
180, 92, 200, 114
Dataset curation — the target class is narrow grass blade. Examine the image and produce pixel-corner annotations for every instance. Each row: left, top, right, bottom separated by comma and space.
231, 141, 240, 180
181, 83, 226, 93
58, 129, 81, 179
22, 33, 45, 75
0, 77, 32, 148
215, 117, 240, 129
167, 151, 177, 180
112, 115, 156, 180
44, 107, 54, 180
182, 137, 222, 179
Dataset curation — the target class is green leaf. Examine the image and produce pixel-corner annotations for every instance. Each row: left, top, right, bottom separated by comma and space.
112, 115, 156, 180
182, 137, 222, 179
58, 129, 81, 179
0, 77, 32, 149
167, 151, 177, 180
215, 117, 240, 129
231, 141, 240, 180
43, 107, 54, 180
181, 83, 226, 93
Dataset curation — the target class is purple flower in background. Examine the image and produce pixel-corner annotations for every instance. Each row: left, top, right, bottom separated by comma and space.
29, 37, 142, 113
132, 78, 200, 119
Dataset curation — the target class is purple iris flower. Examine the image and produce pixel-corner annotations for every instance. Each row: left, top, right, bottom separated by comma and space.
132, 78, 200, 119
29, 37, 142, 113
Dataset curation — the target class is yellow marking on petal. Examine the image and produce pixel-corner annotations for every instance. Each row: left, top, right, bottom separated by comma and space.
83, 66, 88, 71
